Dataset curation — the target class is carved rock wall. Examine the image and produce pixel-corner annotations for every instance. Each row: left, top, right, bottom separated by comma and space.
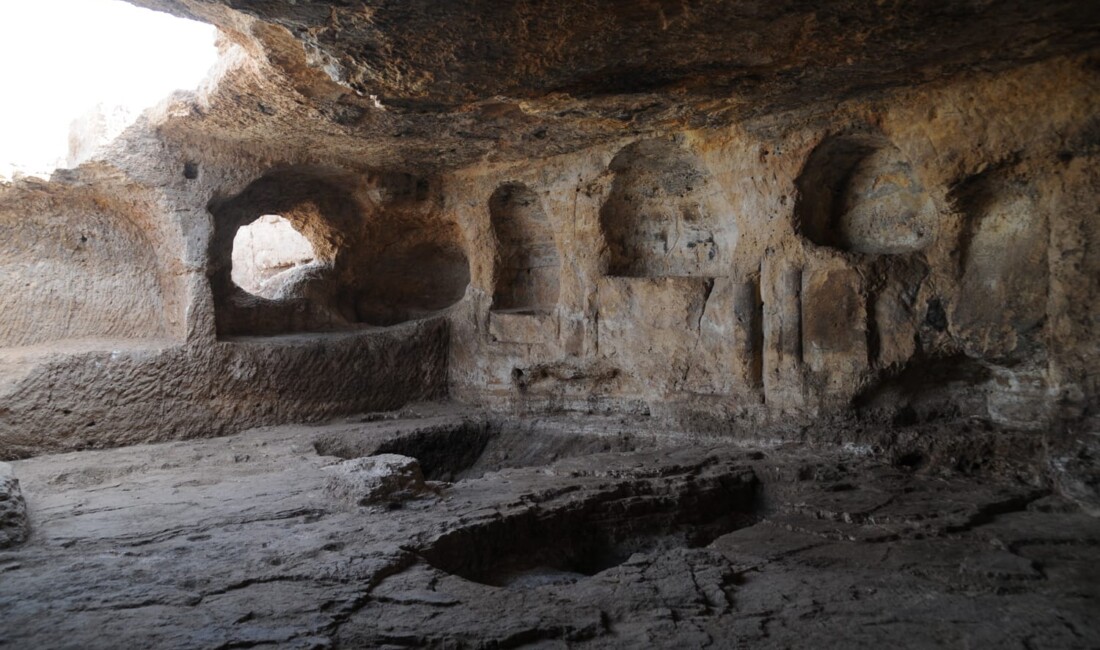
0, 2, 1095, 470
0, 174, 185, 348
447, 57, 1100, 435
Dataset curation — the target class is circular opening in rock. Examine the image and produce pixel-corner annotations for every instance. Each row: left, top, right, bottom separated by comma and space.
231, 215, 318, 299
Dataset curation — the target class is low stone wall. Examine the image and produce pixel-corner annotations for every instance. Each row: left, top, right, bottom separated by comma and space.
0, 319, 449, 459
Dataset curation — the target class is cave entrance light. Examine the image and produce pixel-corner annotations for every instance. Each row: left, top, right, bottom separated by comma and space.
0, 0, 218, 180
231, 215, 319, 300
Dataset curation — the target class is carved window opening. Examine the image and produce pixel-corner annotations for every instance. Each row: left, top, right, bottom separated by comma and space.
230, 215, 319, 300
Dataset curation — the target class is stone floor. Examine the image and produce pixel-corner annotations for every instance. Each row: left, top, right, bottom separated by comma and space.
0, 411, 1097, 649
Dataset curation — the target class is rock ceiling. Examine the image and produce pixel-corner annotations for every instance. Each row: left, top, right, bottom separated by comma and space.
127, 0, 1100, 171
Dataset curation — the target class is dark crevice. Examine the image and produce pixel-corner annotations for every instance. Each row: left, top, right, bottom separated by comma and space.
419, 470, 758, 588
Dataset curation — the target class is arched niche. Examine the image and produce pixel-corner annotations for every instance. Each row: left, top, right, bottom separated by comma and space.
951, 176, 1047, 359
795, 134, 938, 255
209, 166, 469, 336
599, 139, 735, 278
355, 242, 471, 327
489, 183, 560, 313
0, 181, 179, 348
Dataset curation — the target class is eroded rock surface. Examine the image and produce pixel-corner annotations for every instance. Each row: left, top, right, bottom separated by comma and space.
0, 2, 1097, 646
0, 415, 1096, 648
0, 1, 1096, 462
323, 454, 433, 506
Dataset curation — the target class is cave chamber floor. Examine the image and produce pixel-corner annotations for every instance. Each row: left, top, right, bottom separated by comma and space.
0, 410, 1097, 649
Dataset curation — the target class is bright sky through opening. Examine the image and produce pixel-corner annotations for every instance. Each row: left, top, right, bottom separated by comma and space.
0, 0, 218, 179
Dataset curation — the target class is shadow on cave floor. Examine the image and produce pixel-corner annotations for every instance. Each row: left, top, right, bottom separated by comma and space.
1, 409, 1097, 648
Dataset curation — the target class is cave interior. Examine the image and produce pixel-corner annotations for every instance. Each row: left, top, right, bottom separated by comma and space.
1, 0, 1099, 647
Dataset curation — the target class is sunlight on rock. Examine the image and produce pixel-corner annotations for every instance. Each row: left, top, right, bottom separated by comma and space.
0, 0, 216, 179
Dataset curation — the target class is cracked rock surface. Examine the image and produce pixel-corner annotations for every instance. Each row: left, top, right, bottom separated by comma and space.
0, 413, 1096, 648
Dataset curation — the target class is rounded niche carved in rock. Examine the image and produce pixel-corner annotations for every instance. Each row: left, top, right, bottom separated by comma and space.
795, 134, 939, 255
599, 138, 737, 278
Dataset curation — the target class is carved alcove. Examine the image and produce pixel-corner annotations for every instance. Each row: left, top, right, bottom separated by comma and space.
210, 167, 470, 336
489, 182, 560, 314
599, 139, 735, 278
795, 134, 938, 255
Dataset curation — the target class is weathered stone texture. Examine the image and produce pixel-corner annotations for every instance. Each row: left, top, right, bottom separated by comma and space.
0, 321, 449, 460
1, 418, 1097, 647
0, 463, 28, 548
0, 0, 1094, 521
323, 454, 432, 506
0, 3, 1096, 647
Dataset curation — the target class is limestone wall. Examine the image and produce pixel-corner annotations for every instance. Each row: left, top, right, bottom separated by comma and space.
0, 19, 1095, 466
0, 176, 184, 348
444, 57, 1100, 433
